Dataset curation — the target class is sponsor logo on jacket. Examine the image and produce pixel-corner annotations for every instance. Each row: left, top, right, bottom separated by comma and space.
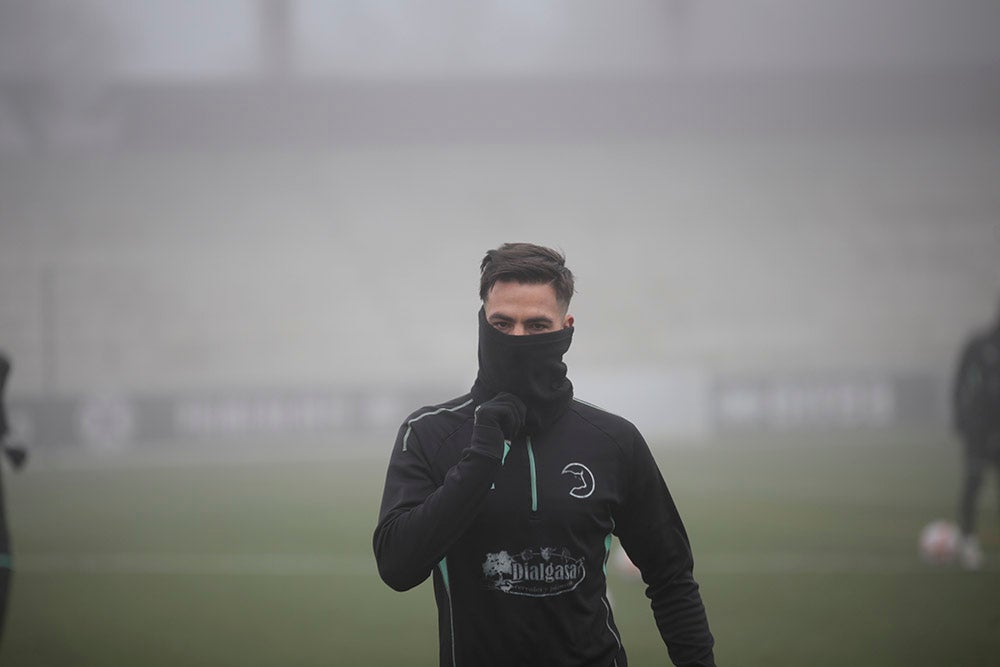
482, 547, 586, 597
561, 462, 595, 498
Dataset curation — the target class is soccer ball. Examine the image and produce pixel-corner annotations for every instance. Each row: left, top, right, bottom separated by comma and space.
919, 520, 960, 564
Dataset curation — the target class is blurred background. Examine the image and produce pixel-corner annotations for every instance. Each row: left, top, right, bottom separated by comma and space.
1, 2, 1000, 665
1, 0, 999, 447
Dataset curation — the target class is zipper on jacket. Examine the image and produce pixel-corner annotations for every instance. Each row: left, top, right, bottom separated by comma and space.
491, 440, 512, 491
526, 436, 538, 515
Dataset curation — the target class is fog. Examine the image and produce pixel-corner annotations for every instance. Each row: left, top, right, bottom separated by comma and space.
1, 0, 999, 447
2, 4, 1000, 666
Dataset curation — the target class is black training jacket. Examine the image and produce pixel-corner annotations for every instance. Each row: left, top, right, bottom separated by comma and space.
373, 392, 716, 667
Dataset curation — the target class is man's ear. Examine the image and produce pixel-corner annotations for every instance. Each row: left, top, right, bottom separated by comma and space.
563, 314, 574, 329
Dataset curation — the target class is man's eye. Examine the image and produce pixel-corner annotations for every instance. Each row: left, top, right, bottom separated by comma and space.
492, 321, 510, 330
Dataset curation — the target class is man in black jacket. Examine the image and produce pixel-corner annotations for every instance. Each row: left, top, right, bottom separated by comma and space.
373, 243, 716, 666
0, 351, 28, 647
952, 298, 1000, 570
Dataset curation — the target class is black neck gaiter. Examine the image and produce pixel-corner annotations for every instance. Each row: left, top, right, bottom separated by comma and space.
471, 307, 574, 434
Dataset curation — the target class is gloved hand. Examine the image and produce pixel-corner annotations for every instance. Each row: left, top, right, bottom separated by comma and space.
474, 393, 527, 440
3, 443, 27, 470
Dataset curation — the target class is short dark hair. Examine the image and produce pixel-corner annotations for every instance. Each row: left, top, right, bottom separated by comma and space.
479, 243, 576, 310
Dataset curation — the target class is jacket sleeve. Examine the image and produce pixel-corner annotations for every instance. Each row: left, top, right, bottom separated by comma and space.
615, 429, 716, 667
372, 418, 505, 592
952, 338, 978, 434
0, 354, 10, 438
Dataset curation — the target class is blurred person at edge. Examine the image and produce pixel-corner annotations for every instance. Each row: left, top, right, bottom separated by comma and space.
0, 352, 28, 647
373, 243, 716, 666
953, 297, 1000, 570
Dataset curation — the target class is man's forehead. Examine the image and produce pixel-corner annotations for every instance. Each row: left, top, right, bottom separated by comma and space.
485, 281, 565, 313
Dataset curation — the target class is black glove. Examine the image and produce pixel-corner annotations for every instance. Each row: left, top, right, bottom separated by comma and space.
3, 442, 27, 470
474, 393, 527, 440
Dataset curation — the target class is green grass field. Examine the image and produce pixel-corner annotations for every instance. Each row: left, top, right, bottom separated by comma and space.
1, 429, 998, 666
